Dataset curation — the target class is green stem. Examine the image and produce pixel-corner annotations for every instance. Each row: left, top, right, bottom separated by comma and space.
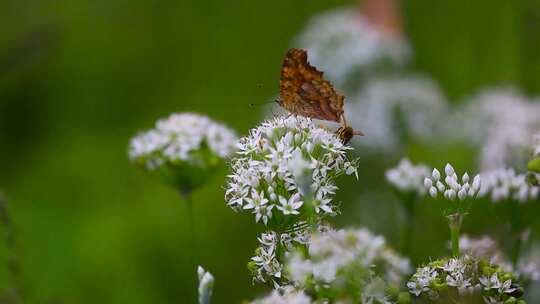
179, 189, 197, 303
510, 236, 522, 268
181, 191, 196, 264
447, 214, 463, 257
400, 195, 417, 256
0, 193, 24, 304
450, 225, 460, 257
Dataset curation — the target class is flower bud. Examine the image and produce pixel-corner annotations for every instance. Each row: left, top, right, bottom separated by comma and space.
424, 177, 433, 189
445, 163, 455, 176
429, 187, 438, 198
432, 168, 441, 181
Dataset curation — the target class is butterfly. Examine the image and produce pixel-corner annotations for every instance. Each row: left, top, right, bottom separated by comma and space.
277, 48, 364, 144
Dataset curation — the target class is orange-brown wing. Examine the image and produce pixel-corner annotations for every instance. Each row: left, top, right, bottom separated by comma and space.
279, 48, 344, 122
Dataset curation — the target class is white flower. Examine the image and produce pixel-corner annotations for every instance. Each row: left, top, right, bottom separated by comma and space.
225, 116, 359, 227
441, 258, 466, 274
385, 158, 430, 195
129, 113, 237, 170
446, 88, 540, 170
362, 277, 393, 304
498, 279, 516, 294
480, 274, 503, 292
197, 266, 214, 304
312, 191, 333, 214
517, 245, 540, 282
286, 253, 313, 285
478, 168, 539, 203
277, 194, 303, 216
532, 131, 540, 157
446, 273, 471, 289
250, 232, 283, 285
424, 163, 481, 201
288, 228, 411, 288
407, 266, 438, 296
408, 256, 524, 303
346, 75, 448, 150
295, 7, 410, 86
251, 286, 312, 304
250, 224, 316, 285
459, 235, 507, 266
484, 296, 504, 304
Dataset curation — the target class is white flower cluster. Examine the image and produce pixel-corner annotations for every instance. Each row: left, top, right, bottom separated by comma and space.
129, 113, 238, 170
197, 266, 214, 304
447, 89, 540, 170
250, 286, 312, 304
478, 168, 539, 203
424, 163, 481, 201
346, 76, 447, 150
225, 116, 359, 227
480, 275, 519, 304
295, 7, 410, 86
286, 228, 411, 289
385, 158, 430, 195
250, 224, 314, 286
407, 256, 521, 303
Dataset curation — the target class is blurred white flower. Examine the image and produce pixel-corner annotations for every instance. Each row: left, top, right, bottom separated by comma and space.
424, 163, 481, 201
197, 266, 214, 304
447, 88, 540, 170
250, 286, 312, 304
129, 113, 237, 169
225, 116, 359, 228
346, 75, 448, 150
478, 168, 539, 203
385, 158, 430, 195
532, 132, 540, 158
459, 235, 507, 266
517, 245, 540, 283
361, 277, 394, 304
129, 113, 238, 192
286, 228, 411, 289
295, 7, 410, 86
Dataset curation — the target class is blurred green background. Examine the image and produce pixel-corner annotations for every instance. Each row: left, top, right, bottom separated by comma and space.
1, 0, 540, 303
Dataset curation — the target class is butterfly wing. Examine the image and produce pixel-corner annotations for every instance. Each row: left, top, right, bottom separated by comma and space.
279, 48, 344, 122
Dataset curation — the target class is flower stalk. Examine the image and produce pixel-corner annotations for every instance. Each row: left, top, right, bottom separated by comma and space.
385, 158, 430, 256
0, 192, 24, 304
447, 213, 463, 257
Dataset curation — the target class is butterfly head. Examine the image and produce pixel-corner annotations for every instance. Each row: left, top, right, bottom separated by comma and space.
336, 126, 365, 145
